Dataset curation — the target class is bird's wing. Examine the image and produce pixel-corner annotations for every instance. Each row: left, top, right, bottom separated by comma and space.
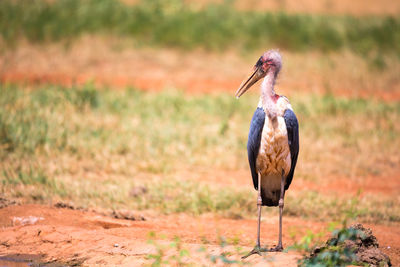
247, 107, 266, 190
283, 108, 299, 190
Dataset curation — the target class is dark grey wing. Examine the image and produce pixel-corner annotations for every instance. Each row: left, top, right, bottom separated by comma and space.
283, 109, 299, 190
247, 107, 265, 190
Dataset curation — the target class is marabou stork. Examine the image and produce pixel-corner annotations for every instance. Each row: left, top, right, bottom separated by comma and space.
235, 50, 299, 258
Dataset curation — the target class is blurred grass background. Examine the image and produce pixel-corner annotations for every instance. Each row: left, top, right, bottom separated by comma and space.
1, 84, 399, 222
1, 0, 399, 57
0, 0, 399, 226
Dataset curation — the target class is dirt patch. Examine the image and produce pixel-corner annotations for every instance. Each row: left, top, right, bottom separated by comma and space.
110, 210, 146, 221
0, 197, 18, 209
291, 170, 400, 197
53, 202, 85, 210
173, 168, 400, 197
0, 204, 399, 266
1, 38, 399, 101
54, 201, 146, 221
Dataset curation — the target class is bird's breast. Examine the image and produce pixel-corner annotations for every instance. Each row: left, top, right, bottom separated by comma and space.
256, 115, 291, 178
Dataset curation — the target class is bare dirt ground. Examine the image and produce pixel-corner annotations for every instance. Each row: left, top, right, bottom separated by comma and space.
1, 38, 400, 101
1, 169, 399, 266
0, 203, 399, 266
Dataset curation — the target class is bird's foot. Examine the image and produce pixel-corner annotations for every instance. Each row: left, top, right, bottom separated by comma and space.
241, 245, 268, 259
268, 245, 284, 252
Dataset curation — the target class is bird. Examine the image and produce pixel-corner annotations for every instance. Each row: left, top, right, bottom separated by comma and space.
235, 50, 299, 258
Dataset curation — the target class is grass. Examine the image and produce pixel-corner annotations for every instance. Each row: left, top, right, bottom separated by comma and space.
146, 233, 248, 266
0, 84, 399, 222
0, 0, 399, 58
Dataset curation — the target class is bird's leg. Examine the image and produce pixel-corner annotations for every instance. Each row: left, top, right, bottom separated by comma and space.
269, 169, 285, 252
242, 174, 268, 259
256, 176, 262, 247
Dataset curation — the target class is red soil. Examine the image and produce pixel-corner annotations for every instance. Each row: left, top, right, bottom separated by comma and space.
0, 204, 399, 266
1, 40, 400, 101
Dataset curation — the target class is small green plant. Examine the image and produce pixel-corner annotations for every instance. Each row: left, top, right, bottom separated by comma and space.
146, 232, 168, 266
296, 227, 361, 266
146, 232, 248, 266
200, 236, 247, 265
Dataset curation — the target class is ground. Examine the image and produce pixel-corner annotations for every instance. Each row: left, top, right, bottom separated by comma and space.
0, 203, 399, 266
1, 38, 400, 101
1, 168, 399, 266
1, 22, 400, 266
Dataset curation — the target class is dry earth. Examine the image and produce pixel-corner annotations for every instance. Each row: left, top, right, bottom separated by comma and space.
1, 169, 399, 266
0, 203, 399, 266
1, 38, 400, 101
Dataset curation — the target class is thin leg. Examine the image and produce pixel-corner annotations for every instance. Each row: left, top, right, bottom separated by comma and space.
242, 174, 268, 259
256, 174, 262, 247
269, 169, 285, 252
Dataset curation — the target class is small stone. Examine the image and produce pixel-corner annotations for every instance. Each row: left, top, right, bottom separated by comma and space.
114, 243, 119, 247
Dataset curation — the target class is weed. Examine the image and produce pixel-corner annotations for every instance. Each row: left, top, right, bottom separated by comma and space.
1, 161, 67, 199
295, 226, 361, 266
146, 232, 248, 266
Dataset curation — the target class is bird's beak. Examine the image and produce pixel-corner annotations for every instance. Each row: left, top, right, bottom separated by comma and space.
235, 66, 264, 98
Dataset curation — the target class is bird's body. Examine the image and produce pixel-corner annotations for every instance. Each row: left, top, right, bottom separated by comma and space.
246, 68, 299, 207
235, 50, 299, 257
256, 97, 293, 205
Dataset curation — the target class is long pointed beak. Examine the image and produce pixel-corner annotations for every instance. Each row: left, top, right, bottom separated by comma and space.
235, 67, 263, 98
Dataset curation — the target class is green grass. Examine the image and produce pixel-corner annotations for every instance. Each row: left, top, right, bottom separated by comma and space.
0, 84, 399, 222
1, 0, 399, 57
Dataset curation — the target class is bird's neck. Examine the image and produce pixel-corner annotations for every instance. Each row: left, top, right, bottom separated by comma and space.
260, 71, 278, 119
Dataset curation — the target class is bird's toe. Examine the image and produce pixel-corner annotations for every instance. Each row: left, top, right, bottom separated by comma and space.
268, 245, 284, 252
241, 245, 268, 259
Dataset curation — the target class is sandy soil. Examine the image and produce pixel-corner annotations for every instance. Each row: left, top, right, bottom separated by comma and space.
0, 203, 399, 266
1, 168, 399, 266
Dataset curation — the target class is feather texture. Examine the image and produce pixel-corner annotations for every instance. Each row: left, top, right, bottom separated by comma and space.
247, 107, 265, 190
283, 108, 299, 190
246, 99, 299, 206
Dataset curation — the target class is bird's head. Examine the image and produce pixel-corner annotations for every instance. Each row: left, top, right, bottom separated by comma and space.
235, 50, 282, 98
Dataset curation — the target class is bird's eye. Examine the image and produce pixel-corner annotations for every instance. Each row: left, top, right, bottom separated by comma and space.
255, 57, 263, 68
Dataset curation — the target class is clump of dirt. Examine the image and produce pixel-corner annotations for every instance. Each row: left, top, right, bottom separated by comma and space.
110, 209, 146, 221
347, 224, 391, 266
0, 197, 18, 209
312, 223, 391, 267
54, 202, 85, 210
